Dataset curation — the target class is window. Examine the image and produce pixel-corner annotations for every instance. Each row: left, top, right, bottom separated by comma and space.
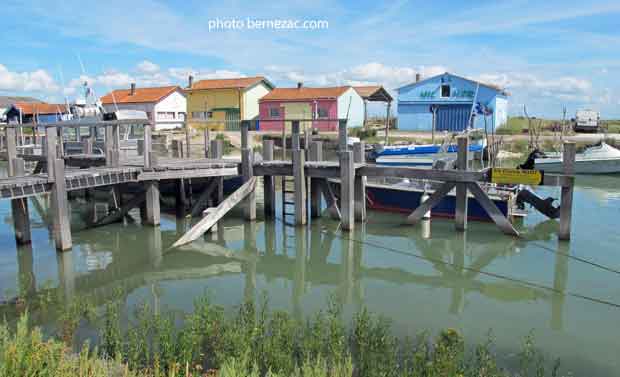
178, 112, 186, 121
441, 84, 451, 98
157, 112, 175, 120
146, 112, 153, 120
317, 108, 328, 118
269, 107, 281, 117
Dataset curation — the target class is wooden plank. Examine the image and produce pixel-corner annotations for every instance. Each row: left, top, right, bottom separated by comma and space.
10, 158, 31, 244
143, 124, 152, 169
172, 177, 257, 247
455, 136, 468, 231
293, 149, 307, 225
309, 141, 323, 218
338, 120, 347, 151
51, 159, 72, 250
406, 182, 456, 225
468, 182, 519, 236
358, 165, 488, 182
340, 150, 354, 231
203, 128, 210, 158
319, 179, 341, 220
559, 142, 575, 240
353, 142, 367, 222
210, 140, 224, 205
262, 139, 276, 218
137, 167, 238, 180
93, 192, 146, 227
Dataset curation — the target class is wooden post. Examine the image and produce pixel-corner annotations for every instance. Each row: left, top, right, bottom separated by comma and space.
309, 141, 323, 218
45, 127, 57, 176
56, 127, 64, 158
87, 126, 96, 155
559, 142, 575, 240
145, 181, 161, 226
137, 139, 144, 156
112, 123, 120, 166
340, 151, 354, 231
241, 121, 256, 221
203, 128, 210, 158
291, 120, 300, 151
210, 139, 224, 205
353, 142, 366, 222
51, 158, 72, 251
105, 125, 114, 167
11, 158, 31, 244
263, 139, 275, 218
455, 136, 468, 231
144, 124, 152, 169
338, 119, 348, 152
185, 122, 191, 158
293, 149, 306, 225
5, 126, 17, 176
384, 101, 391, 145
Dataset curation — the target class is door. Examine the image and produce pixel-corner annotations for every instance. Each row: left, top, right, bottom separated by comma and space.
436, 104, 471, 132
225, 109, 240, 130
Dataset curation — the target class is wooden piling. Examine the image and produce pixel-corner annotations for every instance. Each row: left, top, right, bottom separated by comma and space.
291, 120, 300, 151
45, 127, 57, 176
293, 149, 307, 225
340, 150, 355, 231
262, 139, 276, 218
241, 121, 256, 221
455, 136, 468, 231
353, 142, 367, 222
5, 127, 17, 175
145, 181, 161, 226
210, 139, 224, 205
309, 141, 323, 218
51, 158, 72, 251
185, 122, 191, 158
559, 142, 575, 240
203, 128, 210, 158
338, 119, 348, 151
11, 158, 31, 244
105, 125, 114, 167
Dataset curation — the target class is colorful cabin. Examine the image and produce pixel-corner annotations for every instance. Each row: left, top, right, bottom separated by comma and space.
258, 84, 364, 132
186, 76, 273, 131
397, 72, 508, 132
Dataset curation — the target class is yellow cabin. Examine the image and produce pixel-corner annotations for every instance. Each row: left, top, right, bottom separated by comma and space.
185, 76, 274, 131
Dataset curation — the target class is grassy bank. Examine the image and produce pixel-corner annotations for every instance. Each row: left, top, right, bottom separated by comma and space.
0, 293, 570, 377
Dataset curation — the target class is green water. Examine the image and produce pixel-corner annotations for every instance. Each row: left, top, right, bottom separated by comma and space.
1, 171, 619, 376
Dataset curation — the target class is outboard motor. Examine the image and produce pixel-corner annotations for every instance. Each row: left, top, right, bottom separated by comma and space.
518, 149, 546, 170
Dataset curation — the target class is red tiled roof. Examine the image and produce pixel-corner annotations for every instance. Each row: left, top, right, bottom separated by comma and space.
14, 102, 69, 115
100, 86, 180, 104
260, 86, 351, 101
189, 76, 269, 90
353, 86, 383, 98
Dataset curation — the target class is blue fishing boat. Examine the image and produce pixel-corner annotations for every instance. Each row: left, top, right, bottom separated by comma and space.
372, 141, 485, 166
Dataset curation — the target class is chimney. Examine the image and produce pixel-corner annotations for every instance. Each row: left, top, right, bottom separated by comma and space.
297, 82, 303, 89
130, 83, 136, 95
415, 73, 421, 82
188, 75, 194, 89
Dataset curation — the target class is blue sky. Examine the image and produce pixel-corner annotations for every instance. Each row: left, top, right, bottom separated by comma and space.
1, 0, 619, 118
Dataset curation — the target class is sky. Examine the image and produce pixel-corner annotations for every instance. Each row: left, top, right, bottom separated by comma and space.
1, 0, 619, 118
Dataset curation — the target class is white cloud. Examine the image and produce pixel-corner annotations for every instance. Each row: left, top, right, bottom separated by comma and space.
477, 72, 592, 96
137, 60, 160, 74
0, 64, 59, 93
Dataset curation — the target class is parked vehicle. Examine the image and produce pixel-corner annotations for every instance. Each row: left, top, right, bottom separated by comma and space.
574, 109, 600, 132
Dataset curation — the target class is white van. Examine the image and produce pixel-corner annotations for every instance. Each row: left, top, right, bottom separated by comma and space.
574, 109, 600, 132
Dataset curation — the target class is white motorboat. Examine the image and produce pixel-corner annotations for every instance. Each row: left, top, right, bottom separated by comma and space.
534, 142, 620, 174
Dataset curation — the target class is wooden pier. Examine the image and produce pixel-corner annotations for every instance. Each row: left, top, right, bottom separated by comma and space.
0, 118, 576, 252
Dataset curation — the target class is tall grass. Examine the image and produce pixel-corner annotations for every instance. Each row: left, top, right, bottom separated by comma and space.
1, 292, 570, 377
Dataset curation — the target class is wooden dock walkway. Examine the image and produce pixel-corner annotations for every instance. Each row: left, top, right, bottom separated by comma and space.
1, 118, 576, 252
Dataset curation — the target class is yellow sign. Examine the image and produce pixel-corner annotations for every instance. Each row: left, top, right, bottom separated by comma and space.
490, 168, 543, 185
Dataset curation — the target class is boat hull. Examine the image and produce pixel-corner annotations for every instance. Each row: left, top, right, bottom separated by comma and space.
366, 183, 510, 222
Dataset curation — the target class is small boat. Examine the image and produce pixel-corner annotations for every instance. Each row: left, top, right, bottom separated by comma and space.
371, 131, 486, 167
534, 142, 620, 174
365, 179, 521, 221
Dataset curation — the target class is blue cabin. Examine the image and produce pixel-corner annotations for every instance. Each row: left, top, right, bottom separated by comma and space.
397, 72, 508, 132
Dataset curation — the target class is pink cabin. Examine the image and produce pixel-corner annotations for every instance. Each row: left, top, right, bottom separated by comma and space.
258, 85, 365, 131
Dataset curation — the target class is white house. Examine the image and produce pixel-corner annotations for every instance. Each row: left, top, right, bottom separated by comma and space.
101, 84, 187, 130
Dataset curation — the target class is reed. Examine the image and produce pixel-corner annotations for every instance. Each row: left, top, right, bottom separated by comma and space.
2, 292, 570, 377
